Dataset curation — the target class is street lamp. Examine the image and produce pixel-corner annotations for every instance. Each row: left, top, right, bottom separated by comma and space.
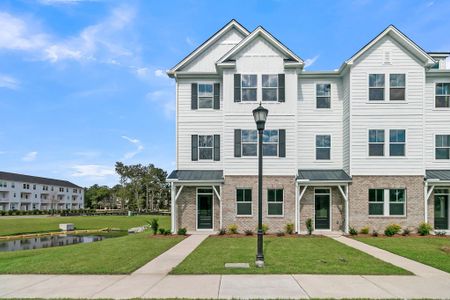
252, 103, 268, 268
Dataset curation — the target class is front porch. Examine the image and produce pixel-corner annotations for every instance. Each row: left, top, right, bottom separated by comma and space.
425, 170, 450, 232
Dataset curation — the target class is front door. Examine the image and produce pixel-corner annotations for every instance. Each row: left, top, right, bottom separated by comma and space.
315, 188, 331, 230
434, 194, 449, 230
197, 189, 213, 230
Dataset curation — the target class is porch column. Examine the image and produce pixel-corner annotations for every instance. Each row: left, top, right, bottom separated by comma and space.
212, 185, 222, 230
295, 183, 299, 233
337, 184, 349, 234
296, 184, 308, 234
424, 182, 435, 224
170, 182, 176, 233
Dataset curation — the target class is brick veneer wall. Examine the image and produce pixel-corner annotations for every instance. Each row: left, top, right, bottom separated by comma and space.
349, 176, 425, 232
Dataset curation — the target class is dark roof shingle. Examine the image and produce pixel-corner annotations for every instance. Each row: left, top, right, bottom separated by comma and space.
168, 170, 223, 181
0, 171, 82, 188
297, 169, 351, 181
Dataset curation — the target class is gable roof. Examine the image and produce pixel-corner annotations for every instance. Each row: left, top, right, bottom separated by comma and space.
167, 19, 249, 77
345, 25, 435, 67
216, 26, 304, 67
0, 171, 82, 188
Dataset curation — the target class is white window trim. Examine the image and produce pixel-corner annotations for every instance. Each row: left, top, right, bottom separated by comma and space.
262, 74, 279, 102
198, 135, 214, 161
368, 129, 385, 157
195, 187, 215, 231
236, 188, 253, 217
241, 129, 279, 157
240, 74, 258, 102
313, 188, 332, 231
368, 188, 407, 217
315, 134, 332, 161
267, 188, 284, 217
434, 82, 450, 109
197, 82, 214, 110
389, 74, 406, 101
434, 133, 450, 160
367, 73, 408, 103
315, 82, 332, 109
389, 129, 406, 157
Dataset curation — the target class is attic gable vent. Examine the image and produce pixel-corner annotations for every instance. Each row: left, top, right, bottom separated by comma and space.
383, 50, 392, 64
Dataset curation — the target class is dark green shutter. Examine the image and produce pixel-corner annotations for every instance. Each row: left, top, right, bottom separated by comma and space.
214, 134, 220, 161
234, 129, 241, 157
191, 135, 198, 161
191, 83, 198, 109
234, 74, 241, 102
278, 74, 285, 102
213, 83, 220, 110
279, 129, 286, 157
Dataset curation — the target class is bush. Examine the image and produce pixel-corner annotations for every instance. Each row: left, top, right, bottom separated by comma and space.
276, 231, 285, 237
306, 218, 313, 235
418, 222, 432, 236
163, 229, 171, 235
177, 227, 187, 235
228, 224, 238, 234
349, 227, 358, 236
261, 224, 269, 235
402, 228, 411, 236
158, 228, 166, 235
384, 224, 401, 237
0, 210, 5, 216
360, 227, 369, 234
285, 223, 294, 235
218, 228, 226, 235
372, 230, 379, 237
244, 229, 254, 236
149, 218, 159, 235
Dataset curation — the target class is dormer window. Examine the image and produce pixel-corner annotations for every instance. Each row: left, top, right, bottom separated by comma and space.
369, 74, 385, 101
241, 75, 257, 101
262, 75, 278, 101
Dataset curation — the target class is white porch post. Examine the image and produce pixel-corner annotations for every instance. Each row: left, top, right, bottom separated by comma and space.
337, 184, 349, 234
170, 182, 176, 233
295, 183, 299, 233
297, 185, 308, 234
424, 182, 435, 224
212, 185, 222, 230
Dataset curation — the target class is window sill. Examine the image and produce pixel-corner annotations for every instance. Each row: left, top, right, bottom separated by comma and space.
238, 101, 282, 104
314, 160, 333, 163
366, 156, 408, 159
368, 215, 406, 218
432, 108, 450, 111
236, 215, 253, 218
266, 215, 284, 218
365, 101, 409, 104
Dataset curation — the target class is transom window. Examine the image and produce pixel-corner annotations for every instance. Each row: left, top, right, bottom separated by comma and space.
369, 74, 385, 101
198, 84, 213, 109
241, 75, 257, 101
390, 74, 405, 101
316, 83, 331, 108
241, 130, 279, 157
389, 130, 406, 156
369, 130, 385, 156
262, 75, 278, 101
369, 189, 406, 216
436, 135, 450, 160
316, 135, 331, 160
267, 189, 283, 216
236, 188, 252, 216
198, 135, 213, 160
435, 83, 450, 108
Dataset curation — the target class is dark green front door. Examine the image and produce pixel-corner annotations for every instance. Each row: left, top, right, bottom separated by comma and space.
197, 194, 213, 229
434, 195, 449, 230
315, 192, 330, 230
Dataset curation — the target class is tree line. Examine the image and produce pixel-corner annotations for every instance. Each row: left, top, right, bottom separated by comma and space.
84, 162, 170, 211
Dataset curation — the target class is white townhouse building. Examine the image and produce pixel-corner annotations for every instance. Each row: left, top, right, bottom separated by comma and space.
167, 20, 450, 234
0, 171, 84, 211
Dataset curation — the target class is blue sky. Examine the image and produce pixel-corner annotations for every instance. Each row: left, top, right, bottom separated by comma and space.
0, 0, 449, 187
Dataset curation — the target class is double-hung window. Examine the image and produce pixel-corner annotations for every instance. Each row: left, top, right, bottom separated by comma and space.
369, 130, 385, 156
436, 135, 450, 159
241, 75, 257, 101
242, 130, 279, 157
267, 189, 283, 216
236, 188, 252, 216
389, 189, 406, 215
316, 83, 331, 108
389, 130, 405, 156
436, 83, 450, 108
369, 74, 385, 101
198, 84, 213, 108
262, 75, 278, 101
262, 130, 279, 156
242, 130, 258, 156
390, 74, 405, 101
198, 135, 213, 160
369, 189, 384, 215
369, 189, 406, 216
316, 135, 331, 160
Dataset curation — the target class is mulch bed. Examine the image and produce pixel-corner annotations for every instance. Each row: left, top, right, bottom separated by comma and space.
349, 233, 450, 238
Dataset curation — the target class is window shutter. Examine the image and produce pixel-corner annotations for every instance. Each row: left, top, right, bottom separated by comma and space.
278, 74, 285, 102
191, 135, 198, 161
214, 134, 220, 161
234, 129, 242, 157
213, 83, 220, 110
234, 74, 241, 102
191, 83, 198, 110
279, 129, 286, 157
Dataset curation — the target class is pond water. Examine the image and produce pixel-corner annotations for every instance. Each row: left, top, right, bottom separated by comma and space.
0, 231, 127, 252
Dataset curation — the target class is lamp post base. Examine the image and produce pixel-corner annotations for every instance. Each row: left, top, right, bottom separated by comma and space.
255, 260, 265, 268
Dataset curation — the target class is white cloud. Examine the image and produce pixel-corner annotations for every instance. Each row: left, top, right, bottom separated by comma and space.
185, 36, 195, 47
38, 0, 97, 5
146, 90, 175, 118
0, 74, 20, 90
71, 164, 115, 178
154, 69, 166, 77
22, 151, 38, 162
304, 55, 319, 68
135, 67, 149, 78
121, 135, 144, 159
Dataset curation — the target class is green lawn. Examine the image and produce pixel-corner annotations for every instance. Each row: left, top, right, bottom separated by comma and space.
0, 232, 183, 274
171, 236, 409, 275
356, 236, 450, 273
0, 215, 169, 236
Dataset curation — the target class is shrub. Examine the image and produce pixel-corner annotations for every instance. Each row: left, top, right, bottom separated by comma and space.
360, 227, 369, 235
306, 218, 313, 235
7, 210, 13, 215
158, 228, 166, 235
402, 228, 411, 236
149, 218, 159, 235
244, 229, 254, 236
384, 224, 401, 237
276, 231, 285, 237
163, 229, 171, 235
228, 224, 238, 234
261, 224, 269, 235
0, 210, 5, 216
177, 227, 187, 235
285, 223, 294, 235
418, 222, 432, 236
372, 230, 379, 237
218, 228, 226, 235
349, 227, 358, 236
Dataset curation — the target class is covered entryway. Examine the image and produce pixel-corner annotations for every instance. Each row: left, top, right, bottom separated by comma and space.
434, 189, 449, 230
424, 170, 450, 232
197, 188, 213, 230
315, 188, 331, 230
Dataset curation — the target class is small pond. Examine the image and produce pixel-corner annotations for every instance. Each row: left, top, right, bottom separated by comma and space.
0, 231, 127, 252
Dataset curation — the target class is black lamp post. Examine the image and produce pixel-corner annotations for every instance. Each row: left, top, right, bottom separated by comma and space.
252, 103, 268, 268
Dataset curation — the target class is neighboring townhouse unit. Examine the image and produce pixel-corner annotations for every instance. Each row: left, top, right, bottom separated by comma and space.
167, 20, 450, 234
0, 171, 84, 211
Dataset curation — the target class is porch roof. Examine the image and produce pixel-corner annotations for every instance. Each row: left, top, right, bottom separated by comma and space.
426, 169, 450, 182
167, 170, 224, 182
297, 169, 351, 182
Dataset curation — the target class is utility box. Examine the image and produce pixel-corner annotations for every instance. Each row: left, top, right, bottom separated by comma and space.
59, 223, 75, 231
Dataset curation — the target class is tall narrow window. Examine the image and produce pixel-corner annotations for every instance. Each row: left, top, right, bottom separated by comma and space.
198, 135, 213, 160
242, 130, 257, 156
316, 83, 331, 108
262, 75, 278, 101
241, 130, 279, 157
369, 74, 385, 101
435, 83, 450, 108
436, 135, 450, 159
241, 75, 257, 101
389, 130, 405, 156
369, 189, 384, 215
316, 135, 331, 160
262, 130, 279, 156
389, 189, 406, 216
236, 189, 252, 216
390, 74, 405, 101
369, 130, 385, 156
267, 189, 283, 216
198, 84, 213, 108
